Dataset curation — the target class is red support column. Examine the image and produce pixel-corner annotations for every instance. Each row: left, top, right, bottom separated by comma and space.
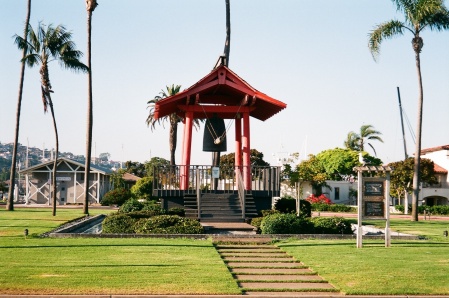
242, 112, 251, 190
235, 115, 242, 171
180, 111, 193, 190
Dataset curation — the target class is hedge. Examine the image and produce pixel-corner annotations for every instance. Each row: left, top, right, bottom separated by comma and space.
260, 213, 313, 234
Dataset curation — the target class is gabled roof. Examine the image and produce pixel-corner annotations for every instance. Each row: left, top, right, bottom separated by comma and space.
154, 65, 286, 121
122, 172, 141, 182
19, 157, 112, 175
421, 145, 449, 155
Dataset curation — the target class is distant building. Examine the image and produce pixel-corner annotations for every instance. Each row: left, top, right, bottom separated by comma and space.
19, 157, 112, 205
419, 145, 449, 206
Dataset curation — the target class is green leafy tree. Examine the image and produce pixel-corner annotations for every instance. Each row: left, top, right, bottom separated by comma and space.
344, 124, 383, 156
7, 0, 31, 211
388, 157, 437, 201
84, 0, 99, 215
295, 154, 328, 195
145, 157, 170, 178
124, 161, 146, 178
130, 177, 153, 201
219, 149, 270, 171
317, 148, 382, 180
368, 0, 449, 221
14, 23, 88, 215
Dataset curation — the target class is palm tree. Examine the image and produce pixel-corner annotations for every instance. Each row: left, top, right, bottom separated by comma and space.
83, 0, 98, 215
344, 131, 361, 152
7, 0, 31, 211
368, 0, 449, 221
344, 124, 383, 155
146, 85, 202, 166
15, 23, 88, 215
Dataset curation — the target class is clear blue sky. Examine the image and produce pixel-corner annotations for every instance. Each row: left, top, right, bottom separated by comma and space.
1, 0, 449, 166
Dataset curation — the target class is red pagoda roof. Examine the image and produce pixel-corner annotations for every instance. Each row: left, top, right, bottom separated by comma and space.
153, 65, 286, 121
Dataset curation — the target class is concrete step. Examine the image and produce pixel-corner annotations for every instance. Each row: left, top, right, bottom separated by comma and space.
234, 274, 323, 281
215, 242, 340, 296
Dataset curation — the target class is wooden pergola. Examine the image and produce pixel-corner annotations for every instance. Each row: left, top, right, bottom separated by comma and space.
153, 65, 287, 190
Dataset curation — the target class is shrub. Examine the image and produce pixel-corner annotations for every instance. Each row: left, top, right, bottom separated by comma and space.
250, 217, 264, 234
394, 205, 405, 213
168, 207, 185, 217
126, 210, 165, 219
260, 213, 313, 234
102, 213, 135, 234
260, 209, 279, 217
130, 177, 153, 200
306, 194, 332, 205
119, 198, 144, 213
310, 216, 353, 234
141, 202, 164, 212
136, 215, 204, 234
273, 197, 311, 217
311, 203, 356, 213
274, 197, 296, 214
299, 200, 312, 217
101, 188, 132, 206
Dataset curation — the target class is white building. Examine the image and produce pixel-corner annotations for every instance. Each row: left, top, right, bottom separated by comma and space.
419, 145, 449, 206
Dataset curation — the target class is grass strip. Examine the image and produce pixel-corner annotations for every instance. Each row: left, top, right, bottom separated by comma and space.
228, 265, 308, 269
279, 238, 449, 295
241, 287, 339, 292
232, 272, 317, 275
237, 279, 328, 283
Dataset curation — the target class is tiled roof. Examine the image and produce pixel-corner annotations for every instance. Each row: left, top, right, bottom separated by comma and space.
434, 163, 448, 174
421, 145, 449, 155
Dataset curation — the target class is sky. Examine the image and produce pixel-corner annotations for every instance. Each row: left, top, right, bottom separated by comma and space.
1, 0, 449, 167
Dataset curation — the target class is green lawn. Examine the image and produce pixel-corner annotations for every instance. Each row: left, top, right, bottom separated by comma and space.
1, 208, 449, 295
279, 239, 449, 295
0, 208, 240, 295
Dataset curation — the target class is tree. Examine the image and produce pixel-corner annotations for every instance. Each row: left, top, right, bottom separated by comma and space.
7, 0, 31, 211
344, 124, 383, 156
368, 0, 449, 221
84, 0, 98, 215
388, 157, 437, 203
145, 157, 170, 178
123, 161, 146, 178
146, 85, 201, 166
15, 23, 88, 215
130, 177, 153, 201
317, 148, 382, 181
219, 149, 270, 170
295, 155, 328, 195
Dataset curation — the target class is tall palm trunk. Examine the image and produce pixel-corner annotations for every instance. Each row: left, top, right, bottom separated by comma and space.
411, 36, 424, 222
84, 0, 97, 214
48, 98, 59, 216
169, 115, 178, 166
224, 0, 230, 66
7, 0, 31, 211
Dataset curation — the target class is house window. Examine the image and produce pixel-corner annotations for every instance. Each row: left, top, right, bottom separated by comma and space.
335, 187, 340, 200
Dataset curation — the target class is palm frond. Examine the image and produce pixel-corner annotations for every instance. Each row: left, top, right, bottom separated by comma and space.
368, 20, 406, 61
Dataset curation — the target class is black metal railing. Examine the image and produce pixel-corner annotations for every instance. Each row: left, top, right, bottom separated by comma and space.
152, 165, 281, 197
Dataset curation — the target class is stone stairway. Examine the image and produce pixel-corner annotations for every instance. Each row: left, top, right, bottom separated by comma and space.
214, 243, 340, 296
184, 193, 258, 223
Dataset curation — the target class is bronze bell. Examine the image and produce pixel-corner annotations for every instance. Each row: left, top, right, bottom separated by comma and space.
203, 115, 227, 152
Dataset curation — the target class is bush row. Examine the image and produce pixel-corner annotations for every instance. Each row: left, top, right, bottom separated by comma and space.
251, 213, 353, 235
395, 204, 449, 215
311, 203, 356, 213
102, 212, 203, 234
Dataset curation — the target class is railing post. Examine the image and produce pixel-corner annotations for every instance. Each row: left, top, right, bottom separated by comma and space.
196, 166, 201, 219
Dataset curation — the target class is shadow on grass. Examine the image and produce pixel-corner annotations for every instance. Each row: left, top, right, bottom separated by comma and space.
21, 264, 180, 268
278, 240, 449, 248
0, 243, 214, 249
